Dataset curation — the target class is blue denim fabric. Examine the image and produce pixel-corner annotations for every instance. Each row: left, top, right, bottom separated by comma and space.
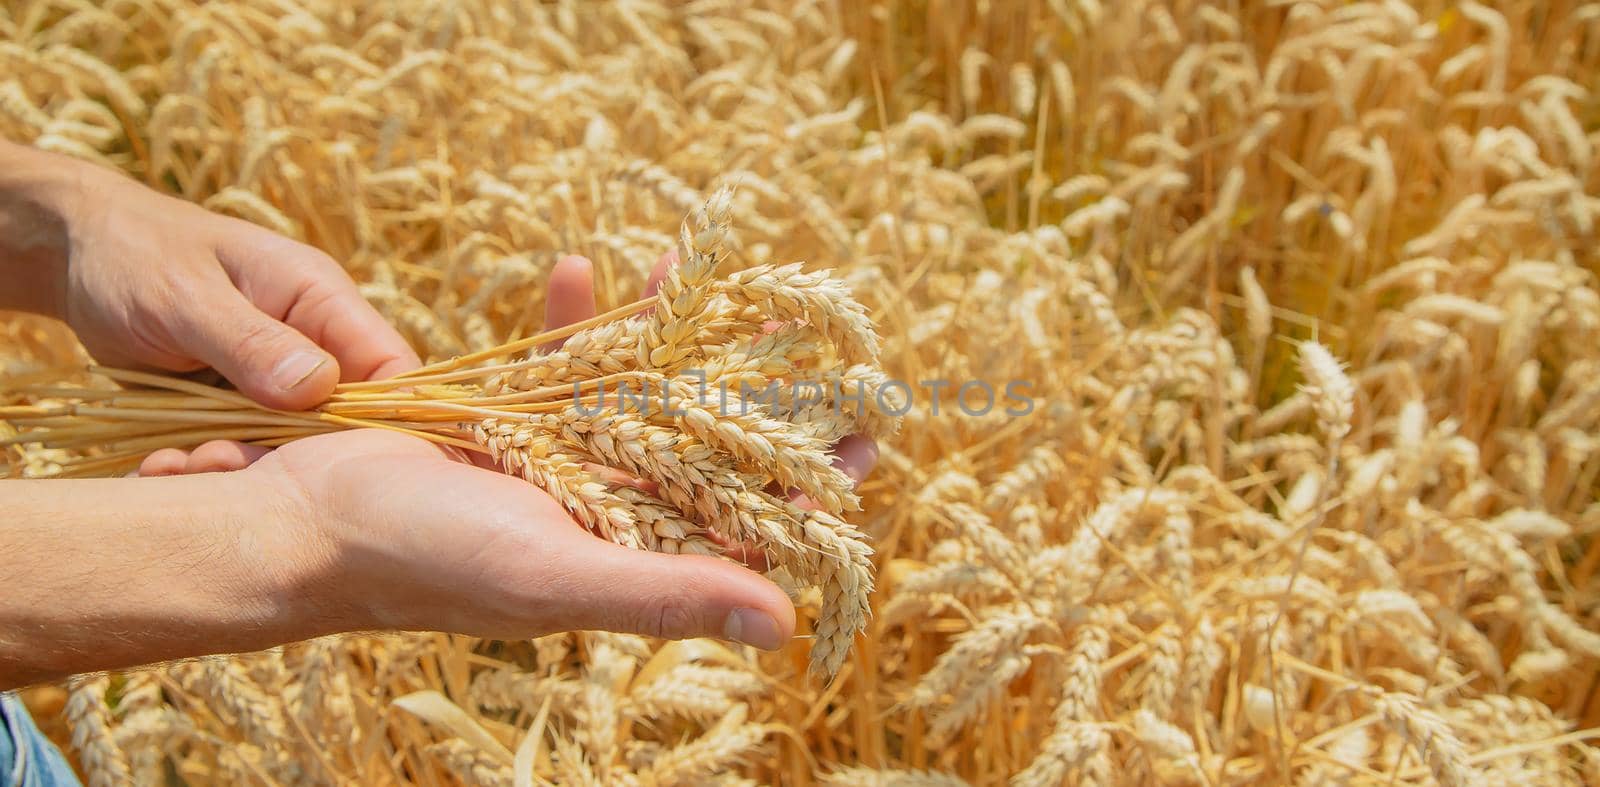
0, 693, 81, 787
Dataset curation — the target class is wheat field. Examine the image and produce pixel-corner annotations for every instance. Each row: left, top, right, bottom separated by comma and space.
3, 0, 1600, 784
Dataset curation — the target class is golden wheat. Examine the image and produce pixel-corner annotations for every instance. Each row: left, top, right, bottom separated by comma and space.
2, 0, 1599, 785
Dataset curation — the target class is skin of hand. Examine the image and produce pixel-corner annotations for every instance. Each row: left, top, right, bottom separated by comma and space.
0, 139, 419, 408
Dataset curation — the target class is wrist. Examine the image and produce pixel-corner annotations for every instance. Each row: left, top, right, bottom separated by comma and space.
233, 465, 365, 640
0, 140, 87, 316
145, 470, 356, 651
0, 471, 353, 685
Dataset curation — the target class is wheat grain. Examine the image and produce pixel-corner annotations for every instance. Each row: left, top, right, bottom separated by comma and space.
1373, 692, 1483, 787
644, 706, 771, 785
65, 674, 133, 787
426, 739, 513, 787
827, 767, 971, 786
1297, 341, 1354, 442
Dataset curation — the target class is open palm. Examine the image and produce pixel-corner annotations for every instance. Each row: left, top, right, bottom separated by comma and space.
240, 426, 793, 646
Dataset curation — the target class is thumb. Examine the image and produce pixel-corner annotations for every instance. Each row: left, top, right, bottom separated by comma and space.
177, 284, 340, 410
564, 540, 796, 650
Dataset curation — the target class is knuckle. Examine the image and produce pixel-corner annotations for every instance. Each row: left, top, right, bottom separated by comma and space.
152, 275, 202, 324
232, 317, 289, 359
277, 239, 343, 279
644, 596, 700, 641
156, 273, 195, 307
302, 247, 343, 275
292, 281, 344, 319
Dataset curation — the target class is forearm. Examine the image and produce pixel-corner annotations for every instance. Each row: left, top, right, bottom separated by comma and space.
0, 138, 86, 315
0, 473, 344, 689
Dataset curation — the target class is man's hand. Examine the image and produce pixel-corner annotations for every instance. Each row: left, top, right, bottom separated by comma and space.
253, 429, 798, 647
0, 139, 419, 408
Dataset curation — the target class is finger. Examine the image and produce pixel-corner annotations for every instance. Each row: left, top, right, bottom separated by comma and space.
184, 440, 273, 474
465, 448, 501, 471
584, 463, 655, 493
138, 448, 191, 477
641, 249, 676, 300
544, 534, 795, 650
700, 530, 771, 572
216, 230, 422, 381
174, 278, 340, 410
831, 433, 879, 484
778, 434, 878, 514
542, 255, 597, 351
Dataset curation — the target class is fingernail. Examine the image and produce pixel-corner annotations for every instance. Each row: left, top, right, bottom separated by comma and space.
723, 607, 784, 650
271, 350, 327, 392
